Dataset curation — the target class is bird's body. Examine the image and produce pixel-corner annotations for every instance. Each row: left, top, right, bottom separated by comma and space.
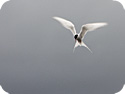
76, 37, 82, 44
74, 34, 81, 43
53, 17, 107, 52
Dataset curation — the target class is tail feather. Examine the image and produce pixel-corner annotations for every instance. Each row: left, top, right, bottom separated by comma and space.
81, 42, 92, 53
73, 41, 80, 52
73, 41, 92, 53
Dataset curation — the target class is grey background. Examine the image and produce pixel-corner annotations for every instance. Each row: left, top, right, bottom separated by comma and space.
0, 0, 125, 94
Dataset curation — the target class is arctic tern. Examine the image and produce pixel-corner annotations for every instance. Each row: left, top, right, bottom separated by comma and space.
53, 17, 107, 52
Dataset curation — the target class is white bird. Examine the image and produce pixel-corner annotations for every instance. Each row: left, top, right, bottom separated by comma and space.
115, 84, 125, 94
0, 85, 9, 94
53, 17, 107, 52
0, 0, 10, 10
113, 0, 125, 10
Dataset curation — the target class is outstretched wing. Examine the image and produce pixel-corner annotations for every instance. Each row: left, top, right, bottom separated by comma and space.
53, 17, 76, 36
79, 23, 107, 39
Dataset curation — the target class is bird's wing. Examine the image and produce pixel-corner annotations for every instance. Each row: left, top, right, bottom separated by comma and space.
0, 0, 10, 10
53, 17, 76, 36
113, 0, 125, 10
79, 23, 107, 39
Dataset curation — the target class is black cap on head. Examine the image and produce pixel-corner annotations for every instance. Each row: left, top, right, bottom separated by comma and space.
74, 34, 78, 39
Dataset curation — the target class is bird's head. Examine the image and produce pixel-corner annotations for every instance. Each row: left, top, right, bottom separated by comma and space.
74, 34, 78, 40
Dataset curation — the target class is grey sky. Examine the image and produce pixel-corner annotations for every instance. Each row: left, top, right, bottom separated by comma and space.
0, 0, 125, 94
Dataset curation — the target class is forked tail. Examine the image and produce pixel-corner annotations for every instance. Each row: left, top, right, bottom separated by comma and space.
81, 42, 92, 53
73, 41, 79, 52
73, 41, 92, 53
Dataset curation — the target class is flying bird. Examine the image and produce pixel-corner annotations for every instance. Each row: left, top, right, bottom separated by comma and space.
113, 0, 125, 10
0, 85, 9, 94
0, 0, 10, 10
115, 84, 125, 94
53, 17, 107, 52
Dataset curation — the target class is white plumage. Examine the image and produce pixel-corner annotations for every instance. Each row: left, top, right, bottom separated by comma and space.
53, 17, 107, 52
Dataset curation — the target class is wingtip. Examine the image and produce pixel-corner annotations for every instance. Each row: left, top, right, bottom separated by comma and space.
53, 16, 56, 19
53, 16, 60, 20
100, 23, 108, 27
105, 23, 108, 25
102, 22, 108, 26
